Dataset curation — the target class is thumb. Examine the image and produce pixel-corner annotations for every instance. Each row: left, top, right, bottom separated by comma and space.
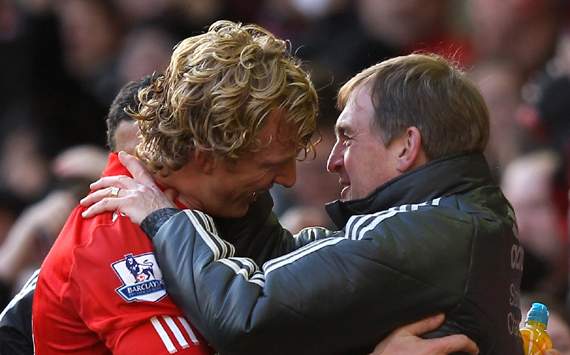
118, 151, 154, 185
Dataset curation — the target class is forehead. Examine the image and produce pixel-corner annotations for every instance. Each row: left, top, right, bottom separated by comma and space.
257, 109, 297, 144
250, 109, 299, 160
335, 85, 375, 133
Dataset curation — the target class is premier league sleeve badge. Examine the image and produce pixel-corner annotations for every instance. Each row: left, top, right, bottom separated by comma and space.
111, 252, 167, 302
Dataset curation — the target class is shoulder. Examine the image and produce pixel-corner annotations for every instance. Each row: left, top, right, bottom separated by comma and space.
40, 210, 156, 293
344, 197, 473, 242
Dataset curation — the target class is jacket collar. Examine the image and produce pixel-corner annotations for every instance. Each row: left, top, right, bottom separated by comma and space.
325, 153, 495, 228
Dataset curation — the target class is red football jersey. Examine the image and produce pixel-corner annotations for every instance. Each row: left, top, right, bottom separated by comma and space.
33, 153, 213, 355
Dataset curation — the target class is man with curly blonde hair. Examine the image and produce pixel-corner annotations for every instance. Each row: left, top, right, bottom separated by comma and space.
32, 21, 317, 354
129, 20, 318, 218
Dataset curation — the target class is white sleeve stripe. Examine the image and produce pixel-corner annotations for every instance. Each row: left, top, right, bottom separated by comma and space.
0, 269, 39, 322
356, 205, 408, 240
346, 208, 385, 239
241, 258, 257, 273
194, 211, 227, 257
195, 211, 225, 256
293, 226, 319, 239
22, 268, 40, 289
229, 257, 259, 274
227, 258, 252, 274
218, 259, 246, 275
263, 238, 344, 276
205, 213, 219, 235
349, 198, 442, 240
199, 208, 235, 255
411, 202, 427, 211
184, 210, 221, 260
163, 316, 189, 349
183, 210, 266, 286
178, 317, 199, 344
345, 215, 359, 240
348, 206, 400, 240
248, 279, 265, 287
228, 240, 236, 256
151, 316, 177, 354
250, 198, 443, 283
195, 210, 219, 236
195, 212, 211, 233
262, 237, 339, 271
185, 210, 237, 261
356, 209, 401, 240
218, 259, 265, 287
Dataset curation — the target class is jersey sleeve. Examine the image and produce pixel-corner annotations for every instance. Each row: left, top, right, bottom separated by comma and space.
68, 215, 212, 355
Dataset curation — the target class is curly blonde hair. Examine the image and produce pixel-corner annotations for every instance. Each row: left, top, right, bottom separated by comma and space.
133, 20, 318, 175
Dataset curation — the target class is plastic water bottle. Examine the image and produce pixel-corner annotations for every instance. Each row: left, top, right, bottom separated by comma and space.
520, 302, 553, 355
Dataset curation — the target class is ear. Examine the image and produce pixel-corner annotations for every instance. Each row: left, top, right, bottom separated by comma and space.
394, 126, 426, 173
192, 149, 216, 174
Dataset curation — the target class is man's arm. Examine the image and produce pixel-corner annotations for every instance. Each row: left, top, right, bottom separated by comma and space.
143, 207, 465, 355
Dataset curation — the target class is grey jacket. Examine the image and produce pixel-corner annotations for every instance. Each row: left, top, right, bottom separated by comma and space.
142, 153, 524, 355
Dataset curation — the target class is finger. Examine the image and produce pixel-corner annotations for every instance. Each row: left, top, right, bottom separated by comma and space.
545, 350, 561, 355
89, 175, 137, 192
428, 334, 479, 355
394, 314, 445, 336
81, 197, 127, 218
80, 188, 119, 207
118, 151, 155, 186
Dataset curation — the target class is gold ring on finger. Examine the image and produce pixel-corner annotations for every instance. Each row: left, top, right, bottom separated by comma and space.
110, 186, 120, 198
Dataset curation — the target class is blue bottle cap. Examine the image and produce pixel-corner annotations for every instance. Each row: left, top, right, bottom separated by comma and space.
527, 302, 549, 327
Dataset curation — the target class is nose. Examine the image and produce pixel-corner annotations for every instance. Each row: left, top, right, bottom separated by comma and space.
274, 158, 297, 188
326, 141, 343, 173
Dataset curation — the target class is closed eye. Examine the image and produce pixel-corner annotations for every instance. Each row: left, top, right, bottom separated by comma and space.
339, 132, 352, 146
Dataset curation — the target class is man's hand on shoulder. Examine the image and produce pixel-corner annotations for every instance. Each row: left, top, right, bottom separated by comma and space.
80, 152, 176, 224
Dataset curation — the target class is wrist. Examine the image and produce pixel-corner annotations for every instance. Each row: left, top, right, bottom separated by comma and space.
140, 208, 180, 239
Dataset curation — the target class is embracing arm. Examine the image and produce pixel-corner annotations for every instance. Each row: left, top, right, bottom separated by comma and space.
148, 205, 467, 355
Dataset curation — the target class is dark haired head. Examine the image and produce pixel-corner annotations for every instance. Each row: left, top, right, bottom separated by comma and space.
105, 75, 153, 151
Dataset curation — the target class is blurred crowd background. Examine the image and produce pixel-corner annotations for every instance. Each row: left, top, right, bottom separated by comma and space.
1, 0, 570, 350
